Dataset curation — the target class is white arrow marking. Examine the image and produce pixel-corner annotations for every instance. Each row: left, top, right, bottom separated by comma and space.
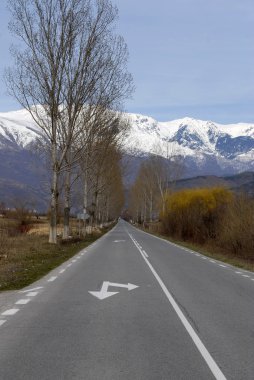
89, 281, 139, 300
19, 287, 43, 293
113, 240, 126, 242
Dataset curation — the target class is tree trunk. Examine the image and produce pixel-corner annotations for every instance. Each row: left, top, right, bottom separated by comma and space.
63, 163, 71, 239
95, 196, 99, 225
106, 203, 109, 222
82, 174, 88, 237
49, 163, 58, 244
144, 193, 147, 222
150, 190, 153, 222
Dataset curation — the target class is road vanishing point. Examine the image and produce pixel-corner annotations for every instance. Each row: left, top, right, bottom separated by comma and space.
0, 220, 253, 379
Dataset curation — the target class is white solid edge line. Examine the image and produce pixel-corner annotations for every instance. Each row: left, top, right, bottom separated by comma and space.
0, 320, 6, 327
130, 224, 254, 276
128, 232, 227, 380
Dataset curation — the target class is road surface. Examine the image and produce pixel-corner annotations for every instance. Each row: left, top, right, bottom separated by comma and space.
0, 220, 253, 379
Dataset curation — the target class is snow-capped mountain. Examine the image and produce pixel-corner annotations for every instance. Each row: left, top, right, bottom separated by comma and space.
0, 109, 41, 150
124, 114, 254, 176
1, 108, 254, 177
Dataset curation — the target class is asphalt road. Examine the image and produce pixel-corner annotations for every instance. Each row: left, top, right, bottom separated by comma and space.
0, 220, 253, 379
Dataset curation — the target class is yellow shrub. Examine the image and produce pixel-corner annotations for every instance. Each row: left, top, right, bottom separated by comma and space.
161, 187, 233, 242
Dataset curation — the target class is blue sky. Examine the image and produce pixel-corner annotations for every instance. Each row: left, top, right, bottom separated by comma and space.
0, 0, 254, 123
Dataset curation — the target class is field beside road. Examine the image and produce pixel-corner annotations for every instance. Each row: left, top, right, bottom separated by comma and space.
0, 216, 113, 291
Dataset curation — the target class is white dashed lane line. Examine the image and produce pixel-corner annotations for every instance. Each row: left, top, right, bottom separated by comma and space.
131, 230, 254, 284
15, 299, 31, 305
142, 250, 149, 258
186, 248, 253, 282
132, 240, 149, 258
26, 292, 38, 297
133, 227, 254, 281
48, 276, 57, 282
129, 232, 227, 380
1, 309, 19, 316
166, 238, 253, 281
0, 248, 91, 329
19, 286, 43, 293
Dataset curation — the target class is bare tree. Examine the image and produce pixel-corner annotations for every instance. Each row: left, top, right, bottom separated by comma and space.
60, 0, 133, 238
149, 142, 184, 214
91, 143, 124, 224
6, 0, 133, 243
77, 110, 128, 230
129, 143, 184, 222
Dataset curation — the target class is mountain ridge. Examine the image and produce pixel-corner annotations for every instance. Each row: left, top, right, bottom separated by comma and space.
123, 113, 254, 176
1, 108, 254, 163
0, 108, 254, 209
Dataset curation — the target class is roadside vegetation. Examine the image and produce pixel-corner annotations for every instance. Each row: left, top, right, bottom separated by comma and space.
0, 210, 113, 291
0, 0, 131, 290
6, 0, 133, 243
129, 164, 254, 271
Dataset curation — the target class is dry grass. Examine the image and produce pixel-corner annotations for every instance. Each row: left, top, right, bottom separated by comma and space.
0, 219, 113, 291
138, 222, 254, 272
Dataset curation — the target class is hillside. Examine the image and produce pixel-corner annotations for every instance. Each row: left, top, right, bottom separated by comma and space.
0, 108, 254, 209
174, 172, 254, 195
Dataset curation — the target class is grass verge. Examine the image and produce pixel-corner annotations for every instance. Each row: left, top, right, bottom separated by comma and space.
0, 226, 112, 292
136, 225, 254, 272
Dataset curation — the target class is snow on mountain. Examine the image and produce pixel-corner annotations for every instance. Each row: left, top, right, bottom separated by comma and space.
0, 109, 40, 149
124, 113, 254, 175
1, 108, 254, 176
